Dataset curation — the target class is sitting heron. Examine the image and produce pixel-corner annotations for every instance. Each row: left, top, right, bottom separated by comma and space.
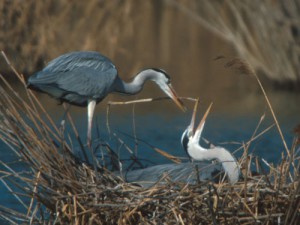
27, 51, 186, 146
121, 102, 240, 187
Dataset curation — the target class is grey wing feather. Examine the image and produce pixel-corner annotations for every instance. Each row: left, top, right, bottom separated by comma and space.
28, 51, 118, 103
56, 67, 117, 98
122, 162, 223, 188
43, 51, 115, 73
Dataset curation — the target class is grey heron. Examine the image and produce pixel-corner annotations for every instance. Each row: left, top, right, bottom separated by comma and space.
181, 102, 240, 184
121, 102, 240, 187
27, 51, 186, 146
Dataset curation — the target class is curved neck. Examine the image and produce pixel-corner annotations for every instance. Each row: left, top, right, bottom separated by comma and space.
187, 143, 240, 183
112, 70, 157, 95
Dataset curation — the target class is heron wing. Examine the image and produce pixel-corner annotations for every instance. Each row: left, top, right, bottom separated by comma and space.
123, 162, 223, 187
56, 67, 117, 98
28, 51, 118, 100
43, 51, 116, 74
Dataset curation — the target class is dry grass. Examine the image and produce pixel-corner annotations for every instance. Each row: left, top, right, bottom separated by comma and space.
0, 53, 299, 224
167, 0, 300, 87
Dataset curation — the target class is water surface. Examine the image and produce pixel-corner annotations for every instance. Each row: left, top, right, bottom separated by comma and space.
0, 82, 299, 218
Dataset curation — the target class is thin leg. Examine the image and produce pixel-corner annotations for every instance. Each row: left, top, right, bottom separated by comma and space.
62, 102, 71, 120
63, 103, 79, 137
63, 103, 89, 162
87, 99, 96, 147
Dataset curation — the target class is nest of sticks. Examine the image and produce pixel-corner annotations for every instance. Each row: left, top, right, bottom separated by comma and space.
0, 53, 300, 224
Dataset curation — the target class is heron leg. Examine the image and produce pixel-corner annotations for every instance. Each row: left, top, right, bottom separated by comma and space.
87, 99, 96, 147
63, 103, 79, 137
62, 102, 71, 118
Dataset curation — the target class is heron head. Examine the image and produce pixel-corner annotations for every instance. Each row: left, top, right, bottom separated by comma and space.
181, 101, 213, 150
149, 69, 186, 112
181, 125, 193, 153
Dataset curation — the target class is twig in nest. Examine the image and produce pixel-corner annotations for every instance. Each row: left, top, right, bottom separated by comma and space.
107, 96, 197, 106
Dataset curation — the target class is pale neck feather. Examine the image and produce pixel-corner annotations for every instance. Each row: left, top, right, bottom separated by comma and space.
187, 142, 240, 183
112, 70, 160, 95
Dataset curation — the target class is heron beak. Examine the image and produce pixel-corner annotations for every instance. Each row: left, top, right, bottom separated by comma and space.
189, 98, 200, 135
195, 102, 213, 133
165, 84, 186, 112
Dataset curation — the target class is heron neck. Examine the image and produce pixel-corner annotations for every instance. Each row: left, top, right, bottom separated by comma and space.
187, 144, 240, 183
112, 70, 155, 95
187, 144, 216, 161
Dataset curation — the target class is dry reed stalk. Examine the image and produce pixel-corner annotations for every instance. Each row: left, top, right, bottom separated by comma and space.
0, 54, 299, 224
224, 57, 297, 177
107, 96, 198, 106
167, 0, 300, 85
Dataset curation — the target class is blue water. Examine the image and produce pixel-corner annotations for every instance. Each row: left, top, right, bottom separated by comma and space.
0, 104, 299, 221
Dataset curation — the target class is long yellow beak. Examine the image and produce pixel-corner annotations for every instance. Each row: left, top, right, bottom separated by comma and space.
188, 99, 213, 137
166, 84, 186, 112
195, 102, 213, 133
189, 98, 200, 135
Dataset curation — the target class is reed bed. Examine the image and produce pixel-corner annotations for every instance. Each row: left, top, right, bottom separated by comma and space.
2, 0, 300, 87
0, 54, 300, 224
167, 0, 300, 87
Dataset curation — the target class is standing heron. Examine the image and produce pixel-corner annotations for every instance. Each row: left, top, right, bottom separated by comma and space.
27, 51, 186, 146
121, 102, 240, 187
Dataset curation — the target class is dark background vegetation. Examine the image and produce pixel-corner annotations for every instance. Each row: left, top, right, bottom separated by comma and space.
0, 0, 299, 113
